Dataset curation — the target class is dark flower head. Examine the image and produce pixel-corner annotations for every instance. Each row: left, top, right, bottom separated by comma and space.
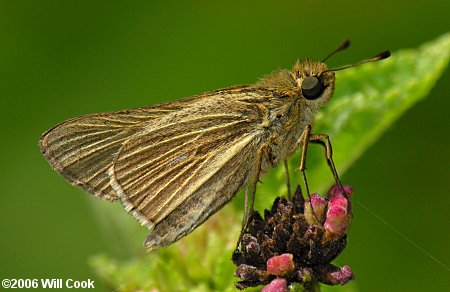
233, 184, 354, 291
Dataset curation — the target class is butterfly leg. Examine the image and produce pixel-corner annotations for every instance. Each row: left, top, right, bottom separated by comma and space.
236, 145, 265, 248
307, 134, 344, 191
297, 126, 346, 199
294, 125, 344, 188
294, 125, 321, 223
284, 160, 292, 200
295, 125, 312, 198
239, 182, 250, 242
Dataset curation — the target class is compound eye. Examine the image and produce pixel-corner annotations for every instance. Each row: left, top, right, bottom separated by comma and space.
301, 76, 324, 100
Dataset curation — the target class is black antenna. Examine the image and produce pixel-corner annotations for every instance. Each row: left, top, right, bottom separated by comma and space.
324, 50, 391, 72
322, 39, 352, 62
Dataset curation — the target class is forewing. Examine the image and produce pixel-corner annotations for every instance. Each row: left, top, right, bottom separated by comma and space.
108, 90, 269, 248
39, 97, 202, 200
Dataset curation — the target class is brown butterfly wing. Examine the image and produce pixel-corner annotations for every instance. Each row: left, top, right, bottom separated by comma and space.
39, 97, 202, 201
108, 90, 269, 249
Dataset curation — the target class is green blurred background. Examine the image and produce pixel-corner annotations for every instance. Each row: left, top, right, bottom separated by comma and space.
1, 1, 449, 291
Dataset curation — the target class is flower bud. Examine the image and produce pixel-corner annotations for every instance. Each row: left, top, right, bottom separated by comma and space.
235, 264, 268, 282
296, 267, 313, 283
267, 253, 295, 276
324, 192, 351, 236
315, 264, 355, 285
327, 185, 353, 199
243, 234, 260, 256
330, 265, 354, 285
304, 193, 327, 225
261, 278, 287, 292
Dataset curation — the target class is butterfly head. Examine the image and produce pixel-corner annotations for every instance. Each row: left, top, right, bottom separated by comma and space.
291, 40, 390, 110
291, 60, 336, 110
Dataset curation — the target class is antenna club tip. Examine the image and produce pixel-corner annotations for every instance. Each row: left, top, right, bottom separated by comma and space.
379, 50, 391, 60
342, 39, 351, 48
368, 50, 391, 62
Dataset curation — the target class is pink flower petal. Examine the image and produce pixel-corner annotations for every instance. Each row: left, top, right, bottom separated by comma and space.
262, 278, 287, 292
330, 265, 355, 284
304, 193, 327, 224
327, 185, 353, 199
324, 193, 350, 235
267, 253, 295, 276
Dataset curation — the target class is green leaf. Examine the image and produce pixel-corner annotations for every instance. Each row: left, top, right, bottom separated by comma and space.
90, 33, 450, 291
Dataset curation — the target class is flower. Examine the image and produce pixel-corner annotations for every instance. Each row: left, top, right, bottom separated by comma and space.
324, 190, 351, 237
267, 254, 295, 276
232, 184, 354, 290
261, 278, 287, 292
